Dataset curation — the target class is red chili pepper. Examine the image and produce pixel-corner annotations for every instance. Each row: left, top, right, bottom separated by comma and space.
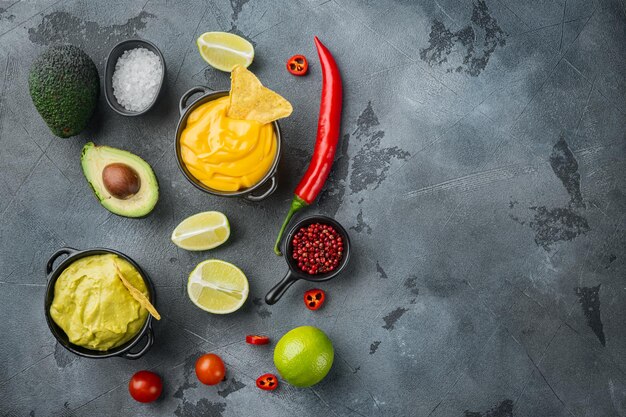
304, 288, 326, 310
246, 335, 270, 345
286, 54, 308, 76
274, 37, 343, 255
256, 373, 279, 391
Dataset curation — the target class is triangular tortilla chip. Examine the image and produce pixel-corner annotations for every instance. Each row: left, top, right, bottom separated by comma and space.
114, 262, 161, 320
227, 65, 293, 124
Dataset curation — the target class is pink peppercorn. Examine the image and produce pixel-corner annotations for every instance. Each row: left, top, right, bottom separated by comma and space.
291, 223, 343, 274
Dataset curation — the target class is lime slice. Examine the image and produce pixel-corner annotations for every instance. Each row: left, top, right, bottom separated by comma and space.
171, 211, 230, 251
196, 32, 254, 72
187, 260, 249, 314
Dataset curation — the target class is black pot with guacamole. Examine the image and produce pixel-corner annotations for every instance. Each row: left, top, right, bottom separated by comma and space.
44, 247, 155, 359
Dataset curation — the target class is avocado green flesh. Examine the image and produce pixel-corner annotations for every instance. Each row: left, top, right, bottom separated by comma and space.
81, 142, 159, 218
29, 45, 99, 138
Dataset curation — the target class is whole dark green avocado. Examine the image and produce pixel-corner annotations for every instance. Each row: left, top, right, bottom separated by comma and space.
29, 45, 99, 138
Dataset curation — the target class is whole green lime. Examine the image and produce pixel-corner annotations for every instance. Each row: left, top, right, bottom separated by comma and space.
273, 326, 334, 387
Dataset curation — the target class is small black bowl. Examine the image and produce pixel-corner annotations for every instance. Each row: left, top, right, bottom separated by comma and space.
44, 247, 155, 359
104, 39, 166, 116
265, 216, 351, 305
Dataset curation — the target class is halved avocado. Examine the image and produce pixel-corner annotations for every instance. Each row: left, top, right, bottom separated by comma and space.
81, 142, 159, 218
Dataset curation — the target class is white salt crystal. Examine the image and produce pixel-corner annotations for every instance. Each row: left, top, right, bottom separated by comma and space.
112, 47, 163, 112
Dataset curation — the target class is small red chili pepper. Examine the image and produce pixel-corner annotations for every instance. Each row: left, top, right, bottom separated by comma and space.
274, 37, 343, 255
286, 54, 308, 76
256, 373, 279, 391
304, 288, 326, 310
246, 335, 270, 345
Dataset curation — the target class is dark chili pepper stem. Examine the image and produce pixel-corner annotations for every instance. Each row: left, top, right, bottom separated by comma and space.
274, 195, 307, 255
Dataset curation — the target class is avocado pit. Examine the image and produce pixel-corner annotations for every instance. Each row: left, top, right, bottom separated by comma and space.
102, 163, 141, 199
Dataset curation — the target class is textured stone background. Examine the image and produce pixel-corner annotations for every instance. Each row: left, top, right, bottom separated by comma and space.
1, 0, 625, 416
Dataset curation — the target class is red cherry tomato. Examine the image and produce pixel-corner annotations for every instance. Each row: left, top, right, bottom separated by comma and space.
195, 353, 226, 385
128, 370, 162, 403
304, 288, 326, 310
286, 54, 308, 76
246, 335, 270, 345
256, 373, 279, 391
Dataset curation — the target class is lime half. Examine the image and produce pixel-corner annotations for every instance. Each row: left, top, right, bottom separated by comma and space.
187, 260, 249, 314
171, 211, 230, 251
197, 32, 254, 72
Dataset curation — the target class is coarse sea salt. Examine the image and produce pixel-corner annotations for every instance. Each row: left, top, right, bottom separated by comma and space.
112, 47, 163, 112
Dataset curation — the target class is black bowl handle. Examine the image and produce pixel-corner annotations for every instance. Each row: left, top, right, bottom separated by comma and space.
265, 270, 298, 305
123, 325, 154, 360
46, 247, 78, 277
179, 86, 212, 116
246, 176, 277, 202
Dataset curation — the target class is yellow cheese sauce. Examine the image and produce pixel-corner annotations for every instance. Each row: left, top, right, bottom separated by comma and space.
179, 96, 278, 192
50, 254, 148, 351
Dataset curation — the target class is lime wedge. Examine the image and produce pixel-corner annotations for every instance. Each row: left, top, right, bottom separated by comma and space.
187, 260, 249, 314
196, 32, 254, 72
171, 211, 230, 251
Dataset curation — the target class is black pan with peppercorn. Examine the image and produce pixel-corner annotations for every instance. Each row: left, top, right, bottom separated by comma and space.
265, 215, 350, 305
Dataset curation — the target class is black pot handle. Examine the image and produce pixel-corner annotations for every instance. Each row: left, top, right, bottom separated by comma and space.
179, 86, 212, 116
246, 176, 277, 202
46, 247, 78, 277
123, 324, 154, 360
265, 270, 298, 305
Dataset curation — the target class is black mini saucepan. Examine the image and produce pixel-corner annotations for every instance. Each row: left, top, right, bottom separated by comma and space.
175, 86, 281, 201
265, 215, 351, 305
44, 247, 155, 360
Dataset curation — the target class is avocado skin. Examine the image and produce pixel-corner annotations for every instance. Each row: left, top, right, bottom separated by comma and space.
29, 45, 99, 138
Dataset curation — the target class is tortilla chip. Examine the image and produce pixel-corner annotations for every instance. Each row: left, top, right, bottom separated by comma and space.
114, 263, 161, 320
227, 65, 293, 124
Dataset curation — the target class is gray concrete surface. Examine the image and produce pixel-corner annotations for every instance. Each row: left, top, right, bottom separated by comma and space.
1, 0, 625, 416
